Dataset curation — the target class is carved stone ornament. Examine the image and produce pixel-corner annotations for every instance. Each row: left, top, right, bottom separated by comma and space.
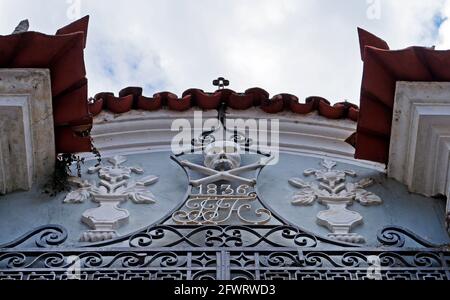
173, 140, 272, 225
64, 156, 159, 242
180, 140, 272, 187
289, 160, 382, 243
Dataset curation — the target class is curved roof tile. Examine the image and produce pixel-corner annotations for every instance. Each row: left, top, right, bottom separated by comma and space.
90, 86, 359, 122
0, 16, 92, 154
355, 28, 450, 163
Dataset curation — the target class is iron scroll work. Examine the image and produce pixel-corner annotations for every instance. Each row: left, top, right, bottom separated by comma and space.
0, 151, 449, 280
0, 224, 449, 280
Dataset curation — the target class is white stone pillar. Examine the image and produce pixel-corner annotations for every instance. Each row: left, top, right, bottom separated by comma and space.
388, 82, 450, 233
0, 69, 55, 194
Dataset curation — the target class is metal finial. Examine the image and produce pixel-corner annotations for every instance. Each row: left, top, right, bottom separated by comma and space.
212, 77, 230, 90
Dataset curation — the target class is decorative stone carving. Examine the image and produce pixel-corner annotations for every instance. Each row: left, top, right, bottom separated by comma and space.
180, 140, 271, 187
203, 141, 242, 171
173, 140, 272, 225
289, 160, 382, 243
64, 156, 158, 242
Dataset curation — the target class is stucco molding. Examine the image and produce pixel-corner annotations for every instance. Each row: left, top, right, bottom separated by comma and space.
0, 69, 55, 194
64, 155, 159, 242
389, 82, 450, 233
89, 108, 384, 171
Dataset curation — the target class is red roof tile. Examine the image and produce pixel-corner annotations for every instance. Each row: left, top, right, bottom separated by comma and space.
90, 86, 360, 122
355, 28, 450, 163
0, 16, 92, 153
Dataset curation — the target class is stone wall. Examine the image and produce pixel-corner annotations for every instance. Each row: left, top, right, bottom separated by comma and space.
0, 69, 54, 194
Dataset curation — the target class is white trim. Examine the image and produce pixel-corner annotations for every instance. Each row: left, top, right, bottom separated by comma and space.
389, 81, 450, 233
90, 108, 385, 172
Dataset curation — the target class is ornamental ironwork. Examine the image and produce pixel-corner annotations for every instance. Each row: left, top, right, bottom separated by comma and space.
171, 190, 272, 225
0, 225, 449, 280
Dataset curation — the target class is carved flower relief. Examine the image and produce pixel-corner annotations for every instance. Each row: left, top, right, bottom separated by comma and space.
93, 155, 144, 182
63, 155, 159, 242
63, 156, 159, 204
346, 178, 382, 205
288, 179, 318, 205
124, 175, 159, 204
63, 179, 91, 204
304, 159, 353, 188
288, 177, 382, 206
288, 159, 382, 244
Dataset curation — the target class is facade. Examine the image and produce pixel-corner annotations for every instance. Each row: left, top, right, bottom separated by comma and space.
0, 17, 449, 281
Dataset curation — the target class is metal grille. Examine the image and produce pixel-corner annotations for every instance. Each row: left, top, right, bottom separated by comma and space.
0, 225, 449, 280
0, 248, 449, 280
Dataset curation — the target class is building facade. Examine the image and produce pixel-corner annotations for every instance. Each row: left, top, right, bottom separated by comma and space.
0, 17, 449, 281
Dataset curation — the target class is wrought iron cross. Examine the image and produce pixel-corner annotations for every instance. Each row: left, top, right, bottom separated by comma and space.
213, 77, 230, 90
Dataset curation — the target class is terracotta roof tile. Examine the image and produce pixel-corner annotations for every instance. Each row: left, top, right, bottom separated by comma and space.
106, 94, 134, 114
355, 28, 450, 163
357, 27, 389, 61
90, 86, 360, 122
135, 95, 160, 111
0, 16, 92, 153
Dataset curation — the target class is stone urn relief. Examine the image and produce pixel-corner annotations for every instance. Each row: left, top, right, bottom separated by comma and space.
289, 159, 382, 243
64, 155, 159, 242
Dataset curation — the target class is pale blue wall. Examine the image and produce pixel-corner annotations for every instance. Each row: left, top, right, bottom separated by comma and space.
0, 152, 188, 246
0, 151, 448, 247
257, 153, 450, 246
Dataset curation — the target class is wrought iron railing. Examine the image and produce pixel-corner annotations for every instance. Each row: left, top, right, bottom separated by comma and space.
0, 225, 448, 280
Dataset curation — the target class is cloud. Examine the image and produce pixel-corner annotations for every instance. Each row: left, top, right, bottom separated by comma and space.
0, 0, 448, 104
437, 0, 450, 48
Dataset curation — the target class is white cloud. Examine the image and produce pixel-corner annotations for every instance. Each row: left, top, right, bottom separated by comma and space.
0, 0, 448, 104
437, 0, 450, 48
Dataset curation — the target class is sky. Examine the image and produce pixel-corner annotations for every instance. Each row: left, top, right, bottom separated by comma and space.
0, 0, 449, 104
